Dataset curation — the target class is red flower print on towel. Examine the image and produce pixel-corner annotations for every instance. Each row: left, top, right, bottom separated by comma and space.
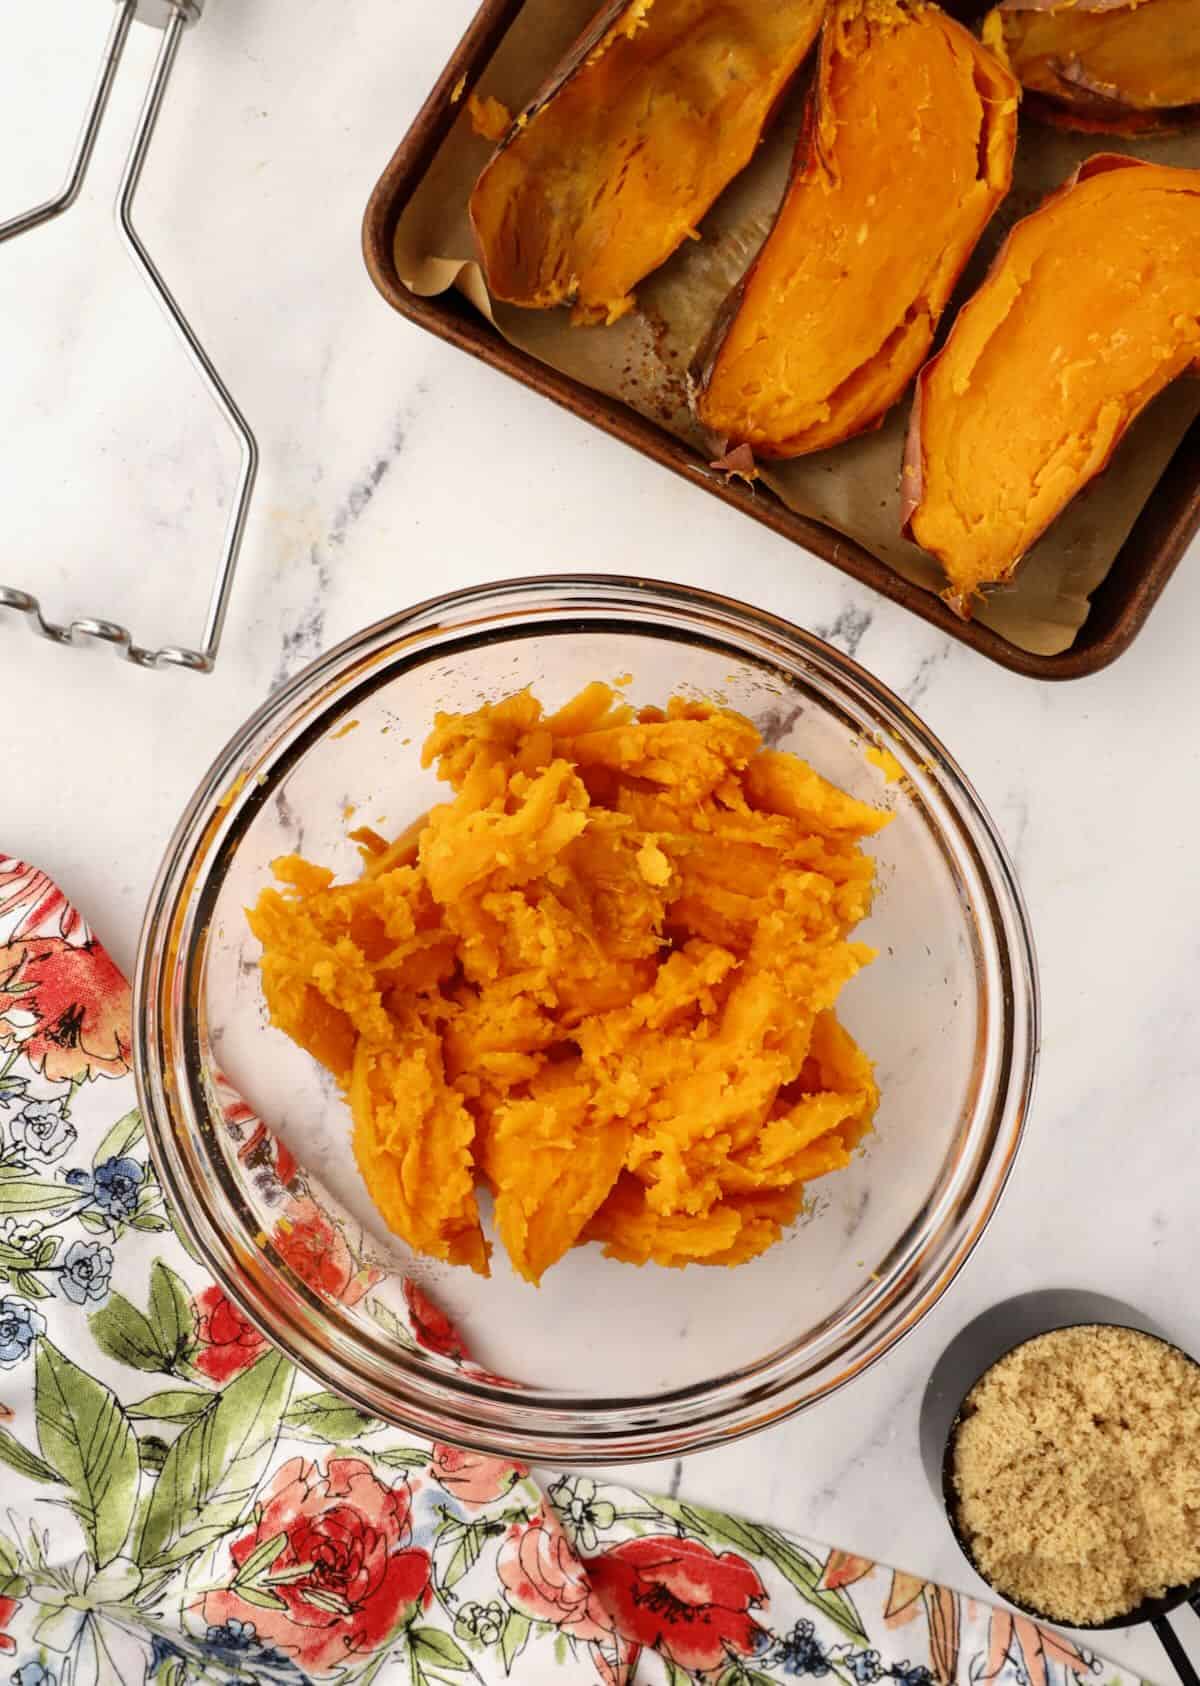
981, 1608, 1096, 1686
883, 1571, 962, 1685
191, 1285, 269, 1383
588, 1636, 641, 1686
0, 936, 130, 1082
273, 1198, 362, 1304
0, 1593, 19, 1654
498, 1514, 612, 1642
403, 1279, 467, 1362
820, 1549, 875, 1590
203, 1456, 429, 1670
430, 1443, 523, 1506
215, 1068, 300, 1196
584, 1535, 767, 1673
0, 858, 87, 944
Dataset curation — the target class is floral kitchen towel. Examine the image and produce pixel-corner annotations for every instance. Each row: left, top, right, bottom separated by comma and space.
0, 858, 1142, 1686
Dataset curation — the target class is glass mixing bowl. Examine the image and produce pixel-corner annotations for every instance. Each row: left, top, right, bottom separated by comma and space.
135, 575, 1037, 1462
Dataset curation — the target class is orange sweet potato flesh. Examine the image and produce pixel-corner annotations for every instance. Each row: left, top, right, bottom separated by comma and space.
468, 0, 826, 327
985, 0, 1200, 130
248, 684, 887, 1286
693, 0, 1018, 458
901, 155, 1200, 614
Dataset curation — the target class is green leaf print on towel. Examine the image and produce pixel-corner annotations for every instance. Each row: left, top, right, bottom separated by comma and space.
136, 1349, 294, 1569
34, 1337, 139, 1567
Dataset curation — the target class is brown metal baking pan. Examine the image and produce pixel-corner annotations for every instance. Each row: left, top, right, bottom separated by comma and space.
362, 0, 1200, 680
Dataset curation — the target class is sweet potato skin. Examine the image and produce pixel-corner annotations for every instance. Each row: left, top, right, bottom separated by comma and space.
985, 0, 1200, 132
468, 0, 826, 326
692, 0, 1019, 460
901, 153, 1200, 617
1018, 91, 1200, 134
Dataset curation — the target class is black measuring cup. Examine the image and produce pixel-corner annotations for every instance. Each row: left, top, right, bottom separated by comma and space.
921, 1290, 1200, 1685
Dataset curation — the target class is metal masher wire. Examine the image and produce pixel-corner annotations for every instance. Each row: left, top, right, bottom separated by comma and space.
0, 1, 134, 244
1, 0, 258, 673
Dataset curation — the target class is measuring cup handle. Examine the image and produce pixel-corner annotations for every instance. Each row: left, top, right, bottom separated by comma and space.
1153, 1615, 1200, 1686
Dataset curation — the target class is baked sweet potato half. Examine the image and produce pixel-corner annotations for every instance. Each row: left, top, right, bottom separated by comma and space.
693, 0, 1019, 459
468, 0, 826, 327
984, 0, 1200, 132
901, 154, 1200, 616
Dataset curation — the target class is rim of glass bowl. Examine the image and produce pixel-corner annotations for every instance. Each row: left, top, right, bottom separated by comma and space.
135, 574, 1039, 1463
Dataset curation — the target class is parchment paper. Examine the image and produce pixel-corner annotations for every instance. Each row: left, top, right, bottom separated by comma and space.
394, 0, 1200, 655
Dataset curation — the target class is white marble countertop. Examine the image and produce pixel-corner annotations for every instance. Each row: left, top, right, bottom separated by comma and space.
4, 3, 1198, 1678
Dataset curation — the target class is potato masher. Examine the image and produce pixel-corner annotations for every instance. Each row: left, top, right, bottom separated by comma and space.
1, 0, 258, 673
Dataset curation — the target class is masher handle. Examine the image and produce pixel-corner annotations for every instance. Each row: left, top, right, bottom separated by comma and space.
1154, 1615, 1200, 1686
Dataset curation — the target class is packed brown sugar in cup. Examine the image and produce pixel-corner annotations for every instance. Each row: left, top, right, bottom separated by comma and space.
248, 683, 888, 1285
952, 1325, 1200, 1625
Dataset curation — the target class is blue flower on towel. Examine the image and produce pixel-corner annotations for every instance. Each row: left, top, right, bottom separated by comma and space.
57, 1239, 113, 1305
0, 1296, 44, 1367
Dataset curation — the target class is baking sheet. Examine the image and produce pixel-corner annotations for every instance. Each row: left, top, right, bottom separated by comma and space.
394, 0, 1200, 656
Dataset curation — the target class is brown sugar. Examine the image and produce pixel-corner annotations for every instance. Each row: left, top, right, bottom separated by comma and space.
951, 1325, 1200, 1625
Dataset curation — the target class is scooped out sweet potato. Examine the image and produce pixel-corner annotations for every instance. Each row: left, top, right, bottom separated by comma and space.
249, 684, 887, 1286
693, 0, 1018, 459
984, 0, 1200, 132
901, 154, 1200, 615
468, 0, 826, 326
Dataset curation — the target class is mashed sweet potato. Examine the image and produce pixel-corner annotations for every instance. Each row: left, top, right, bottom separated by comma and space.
248, 684, 887, 1285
